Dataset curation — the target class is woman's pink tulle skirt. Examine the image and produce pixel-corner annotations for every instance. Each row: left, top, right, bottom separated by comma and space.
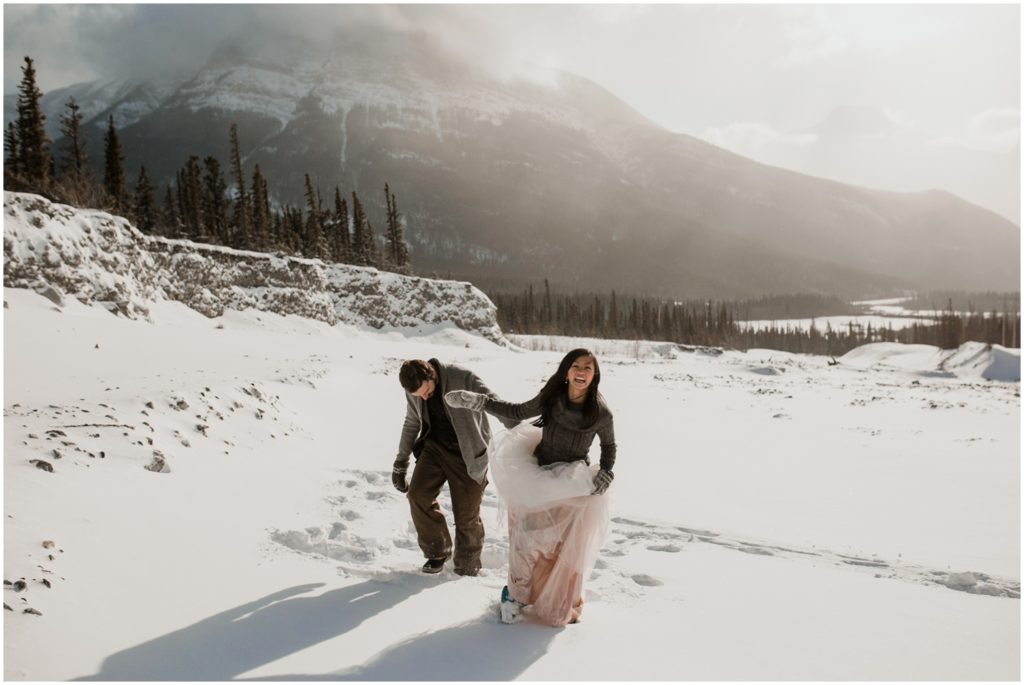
488, 423, 610, 627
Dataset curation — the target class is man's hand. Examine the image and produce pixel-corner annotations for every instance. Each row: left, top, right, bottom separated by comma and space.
444, 390, 486, 412
591, 469, 614, 495
392, 460, 409, 493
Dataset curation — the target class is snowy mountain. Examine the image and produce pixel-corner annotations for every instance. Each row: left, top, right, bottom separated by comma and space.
3, 76, 183, 141
15, 32, 1022, 297
3, 192, 504, 342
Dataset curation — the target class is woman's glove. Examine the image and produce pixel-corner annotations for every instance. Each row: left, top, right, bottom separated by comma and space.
444, 390, 486, 412
392, 459, 409, 493
591, 469, 614, 495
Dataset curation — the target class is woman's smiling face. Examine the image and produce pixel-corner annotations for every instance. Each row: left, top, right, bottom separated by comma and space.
566, 355, 596, 394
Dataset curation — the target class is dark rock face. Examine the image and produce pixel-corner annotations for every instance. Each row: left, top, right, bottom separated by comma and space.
4, 193, 505, 343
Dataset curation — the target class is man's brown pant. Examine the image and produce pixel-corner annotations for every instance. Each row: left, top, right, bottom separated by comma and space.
408, 439, 487, 572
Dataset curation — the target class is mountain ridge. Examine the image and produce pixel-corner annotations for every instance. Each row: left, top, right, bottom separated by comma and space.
5, 34, 1019, 298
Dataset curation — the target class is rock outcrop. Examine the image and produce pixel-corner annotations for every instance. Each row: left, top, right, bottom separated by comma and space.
4, 192, 505, 343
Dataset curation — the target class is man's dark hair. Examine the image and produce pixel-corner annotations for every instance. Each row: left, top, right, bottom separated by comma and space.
399, 359, 436, 393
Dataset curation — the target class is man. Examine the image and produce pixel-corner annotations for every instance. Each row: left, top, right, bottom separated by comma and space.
393, 359, 516, 575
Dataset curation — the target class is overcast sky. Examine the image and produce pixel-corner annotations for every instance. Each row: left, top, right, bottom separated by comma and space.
4, 4, 1021, 219
4, 4, 1018, 137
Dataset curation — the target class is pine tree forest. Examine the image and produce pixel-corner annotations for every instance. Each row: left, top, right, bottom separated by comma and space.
489, 286, 1022, 356
3, 55, 413, 275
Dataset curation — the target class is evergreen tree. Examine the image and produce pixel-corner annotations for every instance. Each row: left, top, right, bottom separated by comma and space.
202, 156, 229, 243
180, 156, 203, 238
58, 97, 86, 177
132, 165, 156, 233
250, 164, 271, 250
333, 186, 351, 263
351, 190, 379, 266
5, 121, 20, 177
228, 124, 251, 248
175, 170, 187, 235
15, 56, 50, 187
527, 284, 536, 329
102, 115, 126, 209
543, 279, 553, 332
163, 184, 178, 236
609, 290, 619, 336
271, 211, 284, 252
284, 204, 304, 254
303, 174, 329, 259
350, 190, 366, 264
383, 182, 411, 273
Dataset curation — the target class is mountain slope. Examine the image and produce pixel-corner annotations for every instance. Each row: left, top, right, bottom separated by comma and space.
20, 32, 1022, 297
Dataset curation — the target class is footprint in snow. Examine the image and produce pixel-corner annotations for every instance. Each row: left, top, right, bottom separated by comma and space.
647, 544, 682, 553
632, 574, 664, 587
271, 468, 1019, 604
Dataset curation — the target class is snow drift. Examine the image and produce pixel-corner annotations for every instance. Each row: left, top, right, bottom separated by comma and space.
840, 341, 1021, 382
3, 192, 505, 342
4, 284, 1019, 680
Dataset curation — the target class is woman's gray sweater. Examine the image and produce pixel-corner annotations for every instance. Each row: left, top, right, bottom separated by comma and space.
485, 392, 617, 472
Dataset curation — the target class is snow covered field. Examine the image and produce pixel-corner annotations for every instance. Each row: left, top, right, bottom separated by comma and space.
734, 297, 937, 332
738, 296, 1019, 333
736, 314, 934, 333
3, 288, 1020, 680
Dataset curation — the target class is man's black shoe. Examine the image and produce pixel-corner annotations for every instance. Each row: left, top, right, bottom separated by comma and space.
454, 566, 479, 577
422, 557, 447, 574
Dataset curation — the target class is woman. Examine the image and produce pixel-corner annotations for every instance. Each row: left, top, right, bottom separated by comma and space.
445, 348, 616, 626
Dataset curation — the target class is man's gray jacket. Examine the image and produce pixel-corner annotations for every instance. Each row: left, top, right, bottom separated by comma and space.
396, 359, 516, 483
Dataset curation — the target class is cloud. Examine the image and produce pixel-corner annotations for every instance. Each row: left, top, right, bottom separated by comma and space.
4, 5, 451, 92
774, 33, 849, 68
700, 122, 817, 153
966, 108, 1020, 152
4, 5, 586, 96
968, 108, 1020, 137
771, 5, 957, 69
927, 108, 1020, 153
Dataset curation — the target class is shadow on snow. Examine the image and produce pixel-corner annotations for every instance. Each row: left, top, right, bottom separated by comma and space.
73, 575, 555, 681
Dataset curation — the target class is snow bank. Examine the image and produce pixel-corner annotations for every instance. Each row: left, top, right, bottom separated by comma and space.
3, 192, 505, 342
840, 341, 1020, 382
943, 342, 1021, 382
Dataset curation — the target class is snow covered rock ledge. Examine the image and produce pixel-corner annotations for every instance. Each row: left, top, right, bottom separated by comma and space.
4, 192, 505, 342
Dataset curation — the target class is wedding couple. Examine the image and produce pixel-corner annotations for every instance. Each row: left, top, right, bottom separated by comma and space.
392, 349, 617, 627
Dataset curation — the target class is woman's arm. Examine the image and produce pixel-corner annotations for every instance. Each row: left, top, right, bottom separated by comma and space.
484, 391, 544, 422
597, 418, 617, 472
466, 373, 519, 429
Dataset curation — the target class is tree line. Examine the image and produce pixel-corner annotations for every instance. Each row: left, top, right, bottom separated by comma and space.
490, 283, 1022, 355
902, 290, 1020, 315
4, 56, 411, 273
730, 293, 861, 320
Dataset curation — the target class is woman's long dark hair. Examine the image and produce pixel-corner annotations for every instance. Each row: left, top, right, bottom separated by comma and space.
532, 348, 602, 429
